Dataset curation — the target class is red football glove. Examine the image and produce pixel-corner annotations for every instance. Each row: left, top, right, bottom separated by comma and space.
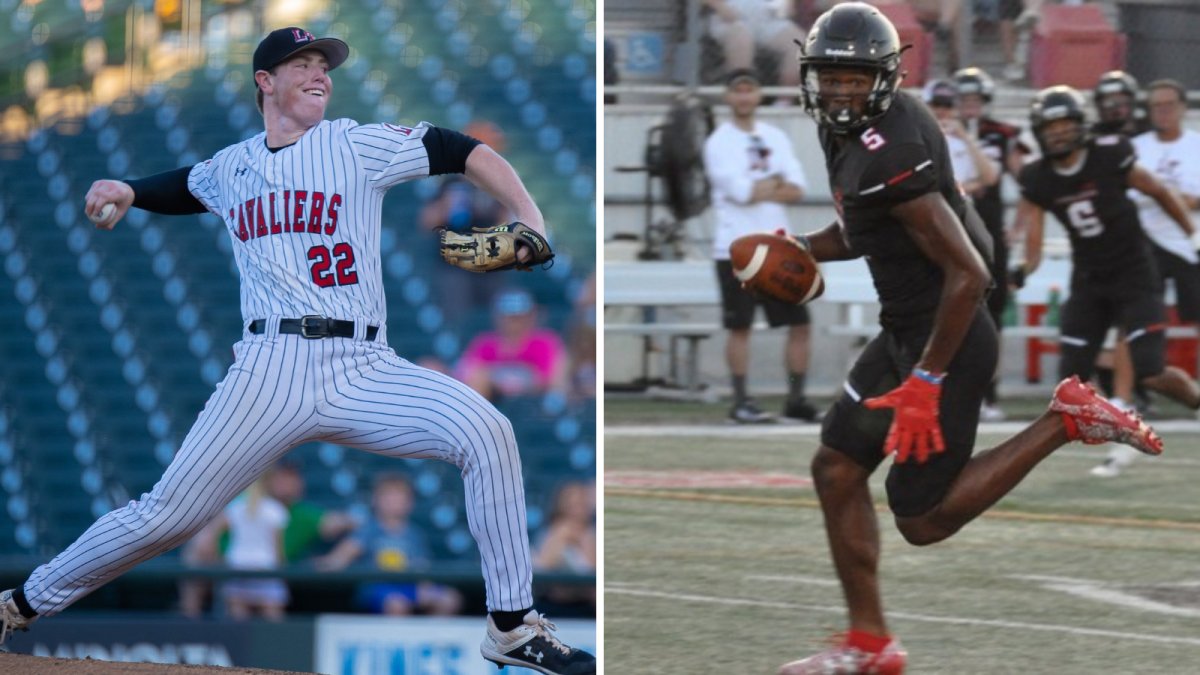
863, 372, 945, 464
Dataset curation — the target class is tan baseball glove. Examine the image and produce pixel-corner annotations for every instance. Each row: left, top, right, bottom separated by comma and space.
438, 221, 555, 273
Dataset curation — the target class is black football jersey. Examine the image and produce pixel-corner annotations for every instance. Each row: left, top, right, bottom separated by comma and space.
972, 117, 1023, 233
1019, 134, 1151, 273
821, 91, 992, 329
1091, 116, 1152, 139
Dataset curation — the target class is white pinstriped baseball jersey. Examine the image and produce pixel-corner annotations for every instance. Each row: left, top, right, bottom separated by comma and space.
20, 118, 537, 621
188, 119, 434, 334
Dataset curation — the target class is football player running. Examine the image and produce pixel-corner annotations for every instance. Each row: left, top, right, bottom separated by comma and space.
1014, 86, 1200, 413
776, 5, 1166, 673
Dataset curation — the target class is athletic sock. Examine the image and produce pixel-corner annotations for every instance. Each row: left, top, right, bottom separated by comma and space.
12, 585, 38, 619
845, 629, 892, 653
787, 371, 807, 403
732, 375, 748, 404
491, 608, 532, 632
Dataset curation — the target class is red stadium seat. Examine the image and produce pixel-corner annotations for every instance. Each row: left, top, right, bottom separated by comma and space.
875, 2, 932, 88
1028, 4, 1126, 89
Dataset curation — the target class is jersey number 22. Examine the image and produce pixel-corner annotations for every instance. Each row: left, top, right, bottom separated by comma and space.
308, 243, 359, 287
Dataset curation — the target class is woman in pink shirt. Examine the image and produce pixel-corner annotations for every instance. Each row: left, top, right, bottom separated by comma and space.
456, 289, 568, 400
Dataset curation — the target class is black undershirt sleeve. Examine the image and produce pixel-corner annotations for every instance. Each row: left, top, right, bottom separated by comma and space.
422, 127, 483, 176
126, 166, 208, 215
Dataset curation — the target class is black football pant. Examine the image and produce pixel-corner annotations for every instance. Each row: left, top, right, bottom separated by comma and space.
1058, 268, 1167, 383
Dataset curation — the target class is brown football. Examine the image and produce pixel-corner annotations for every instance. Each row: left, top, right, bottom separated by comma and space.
729, 232, 825, 305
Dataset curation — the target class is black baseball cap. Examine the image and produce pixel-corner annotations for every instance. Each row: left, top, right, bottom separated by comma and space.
253, 27, 349, 85
923, 79, 958, 107
726, 68, 761, 88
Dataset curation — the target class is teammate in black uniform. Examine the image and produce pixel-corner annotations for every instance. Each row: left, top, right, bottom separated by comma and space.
1014, 86, 1200, 411
1093, 70, 1151, 138
954, 67, 1027, 419
1089, 71, 1153, 407
777, 6, 1165, 674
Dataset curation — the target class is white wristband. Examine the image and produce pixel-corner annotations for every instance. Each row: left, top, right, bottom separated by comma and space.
1191, 231, 1200, 252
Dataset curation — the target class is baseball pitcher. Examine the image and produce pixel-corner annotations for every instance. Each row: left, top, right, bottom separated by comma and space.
0, 27, 590, 675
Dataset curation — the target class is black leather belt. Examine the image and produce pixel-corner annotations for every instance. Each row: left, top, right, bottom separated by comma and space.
250, 316, 378, 341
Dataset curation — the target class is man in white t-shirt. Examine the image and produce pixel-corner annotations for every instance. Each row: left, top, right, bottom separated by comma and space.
1094, 79, 1200, 478
703, 69, 815, 424
1132, 79, 1200, 319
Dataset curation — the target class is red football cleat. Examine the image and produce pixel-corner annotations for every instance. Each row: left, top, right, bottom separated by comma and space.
778, 637, 907, 675
1050, 376, 1163, 455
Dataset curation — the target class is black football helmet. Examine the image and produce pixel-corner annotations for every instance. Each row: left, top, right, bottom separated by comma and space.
1030, 86, 1089, 160
797, 2, 907, 134
954, 67, 995, 103
1093, 70, 1140, 131
1094, 70, 1139, 107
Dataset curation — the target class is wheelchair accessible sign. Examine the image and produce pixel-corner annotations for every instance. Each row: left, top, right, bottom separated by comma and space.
623, 32, 665, 76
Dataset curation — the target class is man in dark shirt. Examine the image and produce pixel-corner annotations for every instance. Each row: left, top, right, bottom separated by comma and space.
1089, 70, 1154, 407
777, 5, 1165, 674
1014, 86, 1200, 412
1092, 70, 1152, 138
954, 66, 1027, 419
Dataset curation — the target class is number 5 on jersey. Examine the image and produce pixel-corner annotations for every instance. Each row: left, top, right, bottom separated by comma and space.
1066, 199, 1104, 238
308, 243, 359, 287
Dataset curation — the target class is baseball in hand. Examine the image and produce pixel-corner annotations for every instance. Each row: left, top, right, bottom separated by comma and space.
89, 203, 115, 225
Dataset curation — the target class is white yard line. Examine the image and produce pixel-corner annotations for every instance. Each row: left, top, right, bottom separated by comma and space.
743, 574, 839, 587
1012, 574, 1200, 619
606, 587, 1200, 647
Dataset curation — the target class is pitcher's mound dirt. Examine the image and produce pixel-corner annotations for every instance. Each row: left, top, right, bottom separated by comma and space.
0, 652, 314, 675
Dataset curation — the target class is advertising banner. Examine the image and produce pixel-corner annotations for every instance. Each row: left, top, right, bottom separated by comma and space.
314, 615, 597, 675
4, 615, 248, 665
3, 614, 314, 672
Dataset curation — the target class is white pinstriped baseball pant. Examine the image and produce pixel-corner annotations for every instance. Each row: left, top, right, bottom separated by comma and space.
22, 318, 533, 615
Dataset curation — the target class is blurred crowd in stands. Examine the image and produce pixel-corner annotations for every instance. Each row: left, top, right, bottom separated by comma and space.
181, 460, 596, 621
606, 0, 1094, 90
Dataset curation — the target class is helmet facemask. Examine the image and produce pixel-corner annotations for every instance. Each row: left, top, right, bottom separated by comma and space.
800, 62, 901, 135
1035, 118, 1085, 160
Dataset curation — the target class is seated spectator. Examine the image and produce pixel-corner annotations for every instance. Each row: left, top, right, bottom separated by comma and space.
534, 481, 596, 609
908, 0, 965, 73
313, 473, 462, 616
186, 476, 290, 621
704, 0, 805, 88
456, 288, 569, 401
266, 460, 356, 563
973, 0, 1026, 80
419, 121, 511, 327
178, 461, 353, 618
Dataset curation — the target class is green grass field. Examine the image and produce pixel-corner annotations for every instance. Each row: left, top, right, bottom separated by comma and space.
604, 399, 1200, 674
